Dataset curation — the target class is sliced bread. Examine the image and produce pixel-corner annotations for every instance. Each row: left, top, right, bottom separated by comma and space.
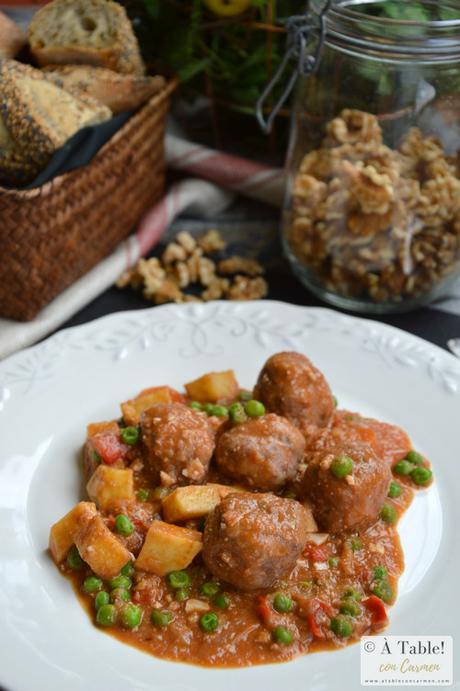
43, 65, 165, 114
29, 0, 145, 76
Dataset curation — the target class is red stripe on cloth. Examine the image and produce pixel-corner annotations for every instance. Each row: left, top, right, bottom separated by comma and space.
167, 146, 207, 168
184, 152, 270, 188
239, 168, 285, 192
135, 196, 170, 256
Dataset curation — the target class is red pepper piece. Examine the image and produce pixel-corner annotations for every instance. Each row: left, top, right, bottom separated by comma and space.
256, 595, 271, 626
92, 432, 129, 465
306, 598, 333, 639
363, 595, 388, 627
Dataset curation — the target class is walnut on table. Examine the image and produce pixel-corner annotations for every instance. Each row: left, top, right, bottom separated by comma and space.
116, 228, 268, 305
217, 256, 264, 276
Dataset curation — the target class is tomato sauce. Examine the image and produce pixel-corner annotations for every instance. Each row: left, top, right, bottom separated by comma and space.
60, 405, 426, 668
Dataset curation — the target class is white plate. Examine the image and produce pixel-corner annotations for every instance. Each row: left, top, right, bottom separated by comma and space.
1, 301, 459, 691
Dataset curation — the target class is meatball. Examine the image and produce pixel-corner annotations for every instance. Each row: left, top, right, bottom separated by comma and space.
203, 492, 311, 590
215, 414, 305, 491
253, 352, 335, 446
141, 403, 214, 486
298, 441, 391, 533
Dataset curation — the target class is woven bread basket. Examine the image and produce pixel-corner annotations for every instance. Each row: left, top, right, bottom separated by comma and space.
0, 79, 175, 321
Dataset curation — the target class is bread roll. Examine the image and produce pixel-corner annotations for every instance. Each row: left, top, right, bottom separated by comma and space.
0, 59, 111, 186
43, 65, 165, 114
0, 11, 27, 59
29, 0, 145, 76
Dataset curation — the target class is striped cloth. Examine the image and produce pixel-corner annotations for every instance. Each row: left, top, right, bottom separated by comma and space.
0, 135, 459, 359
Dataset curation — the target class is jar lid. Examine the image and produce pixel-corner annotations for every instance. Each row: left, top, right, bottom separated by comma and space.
312, 0, 460, 60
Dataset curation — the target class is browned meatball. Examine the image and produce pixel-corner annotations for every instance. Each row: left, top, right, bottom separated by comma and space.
141, 403, 214, 486
215, 414, 305, 491
298, 441, 391, 533
202, 492, 311, 590
253, 352, 335, 445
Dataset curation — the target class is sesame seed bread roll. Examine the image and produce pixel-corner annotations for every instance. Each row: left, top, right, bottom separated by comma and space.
0, 59, 111, 186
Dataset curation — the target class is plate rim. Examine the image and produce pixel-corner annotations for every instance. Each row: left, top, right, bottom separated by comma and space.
0, 300, 458, 691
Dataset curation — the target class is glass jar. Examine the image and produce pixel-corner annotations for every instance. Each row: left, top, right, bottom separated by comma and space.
283, 0, 460, 313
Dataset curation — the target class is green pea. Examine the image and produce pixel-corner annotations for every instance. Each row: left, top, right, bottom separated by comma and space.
203, 403, 215, 415
388, 481, 401, 498
328, 557, 339, 568
175, 588, 190, 602
244, 400, 266, 418
410, 466, 432, 486
120, 603, 142, 629
393, 460, 415, 476
330, 454, 354, 479
405, 450, 424, 466
228, 402, 247, 424
213, 593, 231, 609
94, 591, 110, 610
121, 561, 135, 578
151, 609, 173, 627
330, 615, 353, 638
333, 395, 338, 408
136, 488, 150, 502
115, 514, 134, 536
96, 604, 116, 627
199, 612, 219, 633
92, 449, 102, 464
350, 536, 363, 552
83, 576, 102, 594
167, 570, 191, 589
108, 575, 132, 590
273, 593, 294, 613
339, 599, 362, 617
272, 626, 293, 645
371, 579, 393, 604
188, 401, 203, 411
210, 405, 228, 417
200, 582, 220, 597
373, 565, 388, 580
66, 545, 84, 570
239, 390, 253, 401
343, 587, 362, 601
380, 503, 397, 525
110, 588, 130, 603
120, 426, 139, 445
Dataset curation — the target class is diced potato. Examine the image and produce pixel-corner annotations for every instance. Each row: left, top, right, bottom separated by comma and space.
49, 501, 97, 563
185, 370, 239, 403
184, 599, 210, 614
86, 465, 135, 510
121, 386, 181, 426
86, 421, 119, 438
162, 485, 221, 523
135, 520, 202, 576
74, 514, 131, 580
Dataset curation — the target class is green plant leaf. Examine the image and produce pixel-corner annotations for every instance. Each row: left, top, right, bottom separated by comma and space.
178, 57, 212, 82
